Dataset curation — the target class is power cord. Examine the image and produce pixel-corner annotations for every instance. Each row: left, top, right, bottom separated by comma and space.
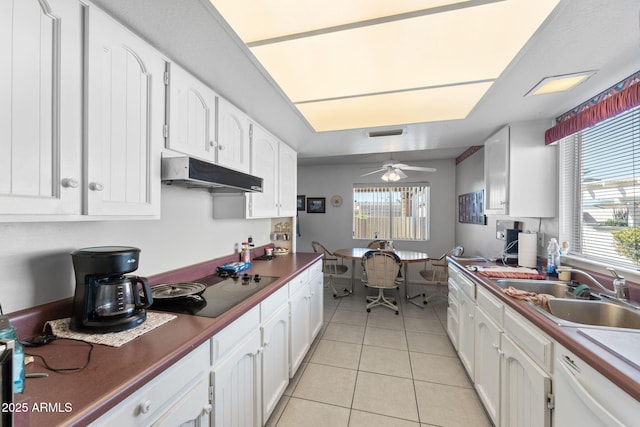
25, 338, 94, 372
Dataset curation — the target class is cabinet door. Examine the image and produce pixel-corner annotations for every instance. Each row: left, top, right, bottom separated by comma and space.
309, 269, 324, 340
211, 330, 262, 427
248, 124, 279, 218
289, 283, 310, 377
151, 376, 210, 427
85, 5, 163, 216
474, 307, 501, 426
457, 290, 475, 380
217, 98, 250, 173
484, 126, 509, 214
277, 142, 297, 217
501, 335, 551, 427
0, 0, 82, 215
261, 305, 289, 424
166, 62, 217, 162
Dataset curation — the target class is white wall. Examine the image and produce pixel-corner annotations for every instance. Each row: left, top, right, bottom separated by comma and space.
455, 148, 558, 260
297, 159, 456, 282
0, 186, 270, 313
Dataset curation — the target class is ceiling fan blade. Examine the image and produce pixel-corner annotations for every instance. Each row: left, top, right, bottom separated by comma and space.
399, 165, 437, 172
360, 168, 386, 177
394, 168, 408, 179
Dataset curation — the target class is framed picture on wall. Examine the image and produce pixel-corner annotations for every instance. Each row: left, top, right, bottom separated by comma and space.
306, 197, 326, 213
297, 195, 306, 211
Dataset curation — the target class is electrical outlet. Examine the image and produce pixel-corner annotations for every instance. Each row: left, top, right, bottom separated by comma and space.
537, 232, 545, 247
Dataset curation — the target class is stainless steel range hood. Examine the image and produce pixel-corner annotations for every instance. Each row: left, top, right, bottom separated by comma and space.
161, 156, 263, 193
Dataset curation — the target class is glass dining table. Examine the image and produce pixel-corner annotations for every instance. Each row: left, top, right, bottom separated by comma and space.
333, 247, 430, 308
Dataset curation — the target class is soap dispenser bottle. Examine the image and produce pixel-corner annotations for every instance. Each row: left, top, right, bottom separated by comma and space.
546, 238, 560, 276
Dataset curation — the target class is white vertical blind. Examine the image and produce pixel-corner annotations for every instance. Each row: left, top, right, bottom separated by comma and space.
353, 183, 430, 241
559, 105, 640, 269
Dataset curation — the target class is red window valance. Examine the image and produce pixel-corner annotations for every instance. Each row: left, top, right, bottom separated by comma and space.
545, 71, 640, 145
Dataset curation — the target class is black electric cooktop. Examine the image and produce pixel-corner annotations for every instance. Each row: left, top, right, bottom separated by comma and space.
150, 273, 279, 318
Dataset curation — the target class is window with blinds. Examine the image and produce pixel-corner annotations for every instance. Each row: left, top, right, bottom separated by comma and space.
559, 104, 640, 269
353, 183, 430, 241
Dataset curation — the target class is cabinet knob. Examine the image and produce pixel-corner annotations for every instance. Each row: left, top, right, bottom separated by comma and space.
263, 341, 270, 347
209, 140, 216, 147
61, 178, 79, 188
218, 144, 225, 151
139, 399, 152, 414
89, 182, 104, 192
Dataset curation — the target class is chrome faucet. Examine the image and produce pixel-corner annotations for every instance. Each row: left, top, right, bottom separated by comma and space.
607, 267, 629, 301
556, 267, 617, 297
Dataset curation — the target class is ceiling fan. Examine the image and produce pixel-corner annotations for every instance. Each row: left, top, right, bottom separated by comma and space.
361, 161, 437, 182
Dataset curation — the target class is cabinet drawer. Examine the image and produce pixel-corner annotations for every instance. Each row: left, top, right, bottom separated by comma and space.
288, 269, 309, 296
447, 292, 458, 318
261, 284, 289, 322
477, 286, 503, 327
91, 342, 208, 426
504, 307, 553, 373
447, 278, 459, 301
211, 305, 260, 366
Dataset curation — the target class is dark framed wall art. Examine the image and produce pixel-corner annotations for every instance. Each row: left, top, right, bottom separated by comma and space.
306, 197, 326, 213
297, 195, 306, 211
458, 190, 486, 225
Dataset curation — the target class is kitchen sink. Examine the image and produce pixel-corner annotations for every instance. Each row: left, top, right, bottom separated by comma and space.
544, 299, 640, 329
495, 279, 579, 299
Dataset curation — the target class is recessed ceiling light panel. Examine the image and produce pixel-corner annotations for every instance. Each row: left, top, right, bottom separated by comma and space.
525, 71, 596, 96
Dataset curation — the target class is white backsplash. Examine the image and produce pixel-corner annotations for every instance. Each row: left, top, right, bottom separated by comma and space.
0, 185, 270, 313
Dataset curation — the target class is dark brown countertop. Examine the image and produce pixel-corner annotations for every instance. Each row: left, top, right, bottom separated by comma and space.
9, 251, 322, 427
448, 257, 640, 402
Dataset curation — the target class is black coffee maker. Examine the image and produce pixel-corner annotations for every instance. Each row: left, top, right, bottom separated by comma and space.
70, 246, 153, 333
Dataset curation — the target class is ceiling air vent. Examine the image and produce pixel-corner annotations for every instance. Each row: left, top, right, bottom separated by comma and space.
367, 129, 405, 138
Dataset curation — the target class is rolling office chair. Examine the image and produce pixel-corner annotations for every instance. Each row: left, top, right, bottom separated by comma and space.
412, 246, 464, 305
362, 250, 402, 314
311, 241, 350, 298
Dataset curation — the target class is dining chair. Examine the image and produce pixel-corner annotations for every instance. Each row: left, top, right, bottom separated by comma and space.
311, 241, 350, 298
360, 240, 386, 284
412, 246, 464, 305
362, 250, 402, 314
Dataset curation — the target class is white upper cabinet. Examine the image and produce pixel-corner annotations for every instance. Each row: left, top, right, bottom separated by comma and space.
0, 0, 83, 216
248, 123, 297, 218
84, 5, 164, 216
217, 97, 251, 173
484, 121, 557, 218
278, 141, 297, 217
248, 124, 279, 218
165, 62, 217, 163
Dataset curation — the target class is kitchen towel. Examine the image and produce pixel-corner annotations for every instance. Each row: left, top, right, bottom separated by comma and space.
518, 232, 538, 268
45, 312, 176, 348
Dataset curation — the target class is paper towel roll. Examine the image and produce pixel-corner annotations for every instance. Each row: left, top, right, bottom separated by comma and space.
518, 232, 538, 268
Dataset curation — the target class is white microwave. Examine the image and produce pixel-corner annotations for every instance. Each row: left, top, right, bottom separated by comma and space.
0, 339, 13, 427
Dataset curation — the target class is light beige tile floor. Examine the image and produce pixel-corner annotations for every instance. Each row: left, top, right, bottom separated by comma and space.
266, 278, 492, 427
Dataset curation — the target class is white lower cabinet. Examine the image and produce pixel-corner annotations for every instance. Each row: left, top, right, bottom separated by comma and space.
500, 333, 552, 427
457, 288, 475, 380
289, 275, 311, 378
474, 302, 501, 424
308, 262, 324, 340
211, 329, 262, 427
89, 342, 210, 427
261, 302, 290, 423
449, 265, 554, 427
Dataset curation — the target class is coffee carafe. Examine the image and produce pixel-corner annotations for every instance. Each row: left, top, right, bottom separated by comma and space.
70, 246, 153, 333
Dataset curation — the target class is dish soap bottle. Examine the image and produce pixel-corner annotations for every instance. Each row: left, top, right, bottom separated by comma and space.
546, 238, 560, 277
241, 242, 251, 263
0, 307, 25, 393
